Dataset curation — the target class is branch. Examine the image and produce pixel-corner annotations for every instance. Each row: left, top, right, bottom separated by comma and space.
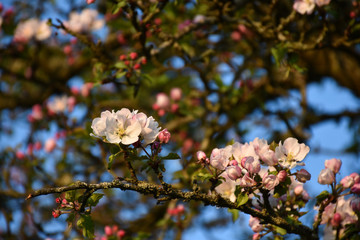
26, 178, 317, 239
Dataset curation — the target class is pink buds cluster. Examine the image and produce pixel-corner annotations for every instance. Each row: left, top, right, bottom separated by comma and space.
167, 204, 185, 216
118, 52, 146, 76
318, 158, 342, 185
103, 225, 126, 240
152, 88, 182, 116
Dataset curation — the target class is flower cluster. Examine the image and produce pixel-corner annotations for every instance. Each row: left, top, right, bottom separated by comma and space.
14, 18, 52, 43
97, 225, 125, 240
64, 9, 104, 33
293, 0, 331, 15
91, 108, 161, 146
200, 137, 310, 202
152, 88, 182, 116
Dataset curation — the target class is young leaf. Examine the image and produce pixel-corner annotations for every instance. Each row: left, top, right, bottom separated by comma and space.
160, 153, 180, 160
228, 209, 240, 222
87, 193, 104, 207
315, 190, 330, 206
237, 192, 249, 206
77, 214, 94, 238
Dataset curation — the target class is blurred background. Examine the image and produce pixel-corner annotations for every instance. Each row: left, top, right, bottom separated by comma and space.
0, 0, 359, 239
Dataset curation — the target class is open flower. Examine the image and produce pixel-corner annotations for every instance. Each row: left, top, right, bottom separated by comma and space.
275, 137, 310, 169
293, 0, 316, 15
105, 111, 141, 145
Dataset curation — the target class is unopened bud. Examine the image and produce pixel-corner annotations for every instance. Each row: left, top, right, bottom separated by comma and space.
158, 129, 171, 144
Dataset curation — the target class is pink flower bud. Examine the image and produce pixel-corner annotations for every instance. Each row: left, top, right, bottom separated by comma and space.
340, 175, 355, 188
231, 31, 242, 41
133, 63, 141, 70
295, 169, 311, 183
331, 213, 342, 227
129, 52, 138, 60
244, 156, 260, 174
277, 170, 287, 182
294, 185, 303, 195
71, 87, 80, 95
55, 197, 61, 204
324, 158, 342, 173
170, 103, 179, 113
158, 129, 171, 144
119, 54, 127, 61
117, 229, 126, 238
34, 141, 42, 151
27, 144, 33, 155
196, 151, 206, 161
318, 168, 335, 185
262, 173, 279, 190
67, 96, 76, 112
176, 204, 185, 214
63, 45, 72, 55
152, 103, 160, 111
112, 225, 118, 233
87, 0, 96, 4
351, 183, 360, 194
158, 109, 166, 116
62, 199, 68, 205
240, 157, 247, 168
155, 93, 170, 109
16, 151, 25, 159
81, 82, 93, 97
249, 216, 263, 233
52, 209, 61, 218
351, 198, 360, 212
170, 88, 182, 101
350, 173, 360, 183
45, 138, 56, 153
104, 225, 112, 236
252, 233, 260, 240
226, 165, 242, 180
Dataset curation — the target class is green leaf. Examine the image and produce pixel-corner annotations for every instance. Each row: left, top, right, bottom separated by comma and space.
195, 172, 213, 181
108, 154, 116, 170
275, 226, 287, 235
116, 71, 127, 79
112, 1, 127, 14
77, 215, 94, 238
236, 192, 248, 206
316, 190, 330, 206
65, 190, 76, 202
114, 61, 128, 69
160, 153, 180, 160
271, 46, 287, 67
87, 193, 104, 207
228, 209, 239, 222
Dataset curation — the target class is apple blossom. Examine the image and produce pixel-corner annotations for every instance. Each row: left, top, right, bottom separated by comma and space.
226, 165, 242, 180
350, 172, 360, 183
14, 18, 51, 42
293, 0, 316, 15
170, 87, 182, 101
243, 156, 261, 174
133, 112, 161, 145
294, 185, 303, 195
277, 170, 287, 182
47, 95, 72, 114
105, 225, 112, 236
315, 0, 330, 6
275, 137, 310, 169
351, 183, 360, 194
238, 172, 257, 187
155, 93, 170, 109
158, 129, 170, 144
65, 9, 104, 33
318, 168, 335, 185
262, 173, 279, 190
249, 216, 264, 233
105, 112, 142, 145
215, 173, 236, 202
45, 138, 56, 153
91, 110, 115, 137
340, 175, 355, 188
324, 158, 342, 173
196, 151, 207, 162
210, 145, 232, 170
87, 0, 96, 4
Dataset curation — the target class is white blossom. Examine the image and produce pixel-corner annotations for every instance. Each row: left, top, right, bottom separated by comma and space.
65, 9, 104, 33
14, 18, 51, 42
275, 137, 310, 169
